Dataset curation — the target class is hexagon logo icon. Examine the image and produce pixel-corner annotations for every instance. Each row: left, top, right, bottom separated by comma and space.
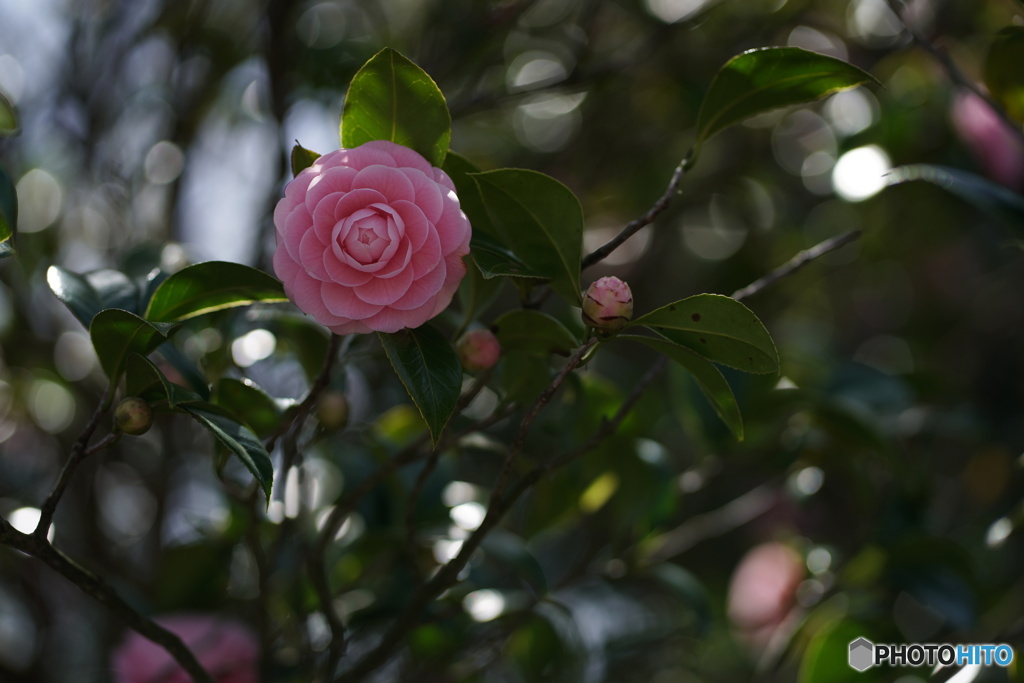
849, 637, 874, 671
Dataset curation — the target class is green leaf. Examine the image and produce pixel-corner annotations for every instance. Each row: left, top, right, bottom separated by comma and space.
629, 294, 779, 374
500, 350, 551, 404
291, 142, 321, 177
0, 91, 17, 137
471, 169, 584, 302
153, 343, 212, 400
214, 378, 293, 438
379, 325, 462, 445
457, 254, 504, 325
887, 164, 1024, 231
0, 165, 16, 258
181, 402, 274, 501
144, 261, 287, 322
443, 151, 497, 237
341, 47, 451, 167
984, 27, 1024, 122
125, 353, 204, 408
695, 47, 878, 153
481, 531, 548, 595
470, 233, 548, 280
493, 309, 578, 356
47, 266, 145, 327
89, 309, 179, 380
799, 621, 869, 683
621, 334, 743, 439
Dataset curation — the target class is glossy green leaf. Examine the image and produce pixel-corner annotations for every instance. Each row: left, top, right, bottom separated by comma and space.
984, 27, 1024, 122
144, 261, 287, 322
214, 378, 293, 438
125, 353, 204, 408
47, 266, 145, 327
621, 334, 743, 439
695, 47, 878, 153
89, 309, 179, 380
341, 47, 451, 167
291, 142, 321, 177
0, 91, 17, 137
471, 169, 584, 302
181, 402, 273, 501
379, 325, 461, 445
470, 233, 548, 280
887, 164, 1024, 231
0, 165, 16, 258
442, 151, 496, 237
493, 309, 578, 356
153, 343, 211, 400
457, 254, 504, 325
629, 294, 779, 374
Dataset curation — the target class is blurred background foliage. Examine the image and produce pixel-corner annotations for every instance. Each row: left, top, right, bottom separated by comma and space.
2, 0, 1024, 681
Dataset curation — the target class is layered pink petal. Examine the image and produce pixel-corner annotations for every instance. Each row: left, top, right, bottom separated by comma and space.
389, 259, 447, 311
406, 169, 445, 222
364, 140, 434, 175
322, 281, 386, 319
298, 229, 330, 281
353, 165, 416, 202
353, 264, 415, 305
436, 195, 471, 255
304, 166, 358, 213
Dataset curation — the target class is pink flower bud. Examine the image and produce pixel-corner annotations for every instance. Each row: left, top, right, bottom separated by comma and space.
112, 614, 259, 683
582, 276, 633, 333
727, 542, 805, 653
456, 328, 501, 372
952, 91, 1024, 190
114, 397, 153, 436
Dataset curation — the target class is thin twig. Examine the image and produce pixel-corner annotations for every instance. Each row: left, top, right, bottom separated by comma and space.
730, 230, 862, 302
35, 385, 115, 538
266, 333, 342, 453
0, 518, 215, 683
490, 337, 598, 502
884, 0, 1024, 149
337, 343, 659, 683
581, 151, 693, 270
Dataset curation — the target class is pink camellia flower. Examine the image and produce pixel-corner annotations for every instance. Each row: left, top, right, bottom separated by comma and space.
456, 328, 501, 372
112, 614, 259, 683
581, 276, 633, 333
274, 140, 471, 334
951, 91, 1024, 190
727, 542, 805, 652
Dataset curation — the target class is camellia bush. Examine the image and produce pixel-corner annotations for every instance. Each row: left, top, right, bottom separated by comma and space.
1, 2, 1024, 682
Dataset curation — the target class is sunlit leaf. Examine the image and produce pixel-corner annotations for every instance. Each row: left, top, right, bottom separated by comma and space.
470, 233, 548, 281
695, 47, 878, 154
144, 261, 287, 322
984, 27, 1024, 122
629, 294, 779, 374
887, 164, 1024, 231
341, 47, 451, 167
181, 402, 274, 501
0, 165, 16, 258
471, 169, 584, 302
291, 142, 321, 177
443, 151, 496, 237
621, 334, 743, 439
493, 309, 578, 356
47, 266, 148, 327
89, 309, 179, 380
379, 325, 461, 445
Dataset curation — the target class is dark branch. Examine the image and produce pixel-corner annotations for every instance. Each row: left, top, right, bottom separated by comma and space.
0, 518, 215, 683
730, 230, 862, 302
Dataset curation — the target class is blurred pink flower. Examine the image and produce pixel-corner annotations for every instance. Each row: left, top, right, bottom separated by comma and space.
951, 91, 1024, 189
273, 141, 471, 334
112, 614, 259, 683
727, 542, 805, 651
456, 328, 501, 372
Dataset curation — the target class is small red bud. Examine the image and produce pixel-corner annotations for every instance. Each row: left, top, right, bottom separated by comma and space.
114, 397, 153, 436
456, 329, 501, 373
582, 276, 633, 333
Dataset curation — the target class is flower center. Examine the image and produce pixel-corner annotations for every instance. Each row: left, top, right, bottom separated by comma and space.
342, 211, 391, 265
